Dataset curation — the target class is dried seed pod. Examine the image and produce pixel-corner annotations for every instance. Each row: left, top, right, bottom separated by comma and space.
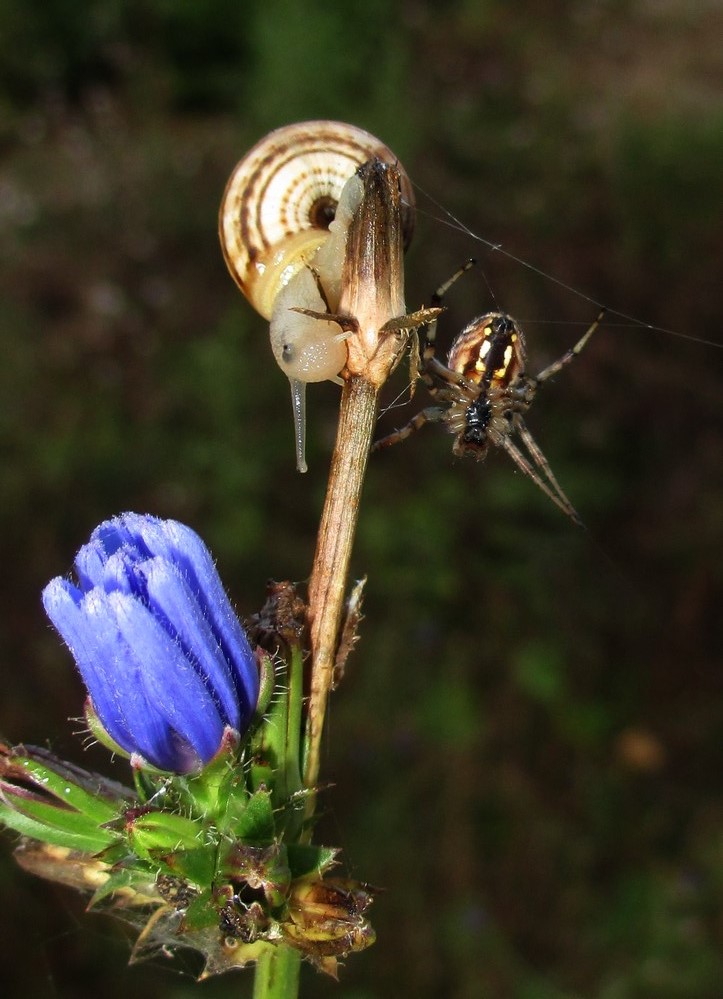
219, 120, 415, 471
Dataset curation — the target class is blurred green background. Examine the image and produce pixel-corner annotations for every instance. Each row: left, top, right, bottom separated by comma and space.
1, 1, 721, 997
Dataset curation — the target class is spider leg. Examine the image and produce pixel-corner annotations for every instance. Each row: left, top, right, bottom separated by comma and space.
534, 308, 606, 384
408, 329, 421, 399
426, 356, 479, 398
424, 259, 477, 363
430, 259, 477, 308
371, 407, 445, 453
501, 420, 583, 525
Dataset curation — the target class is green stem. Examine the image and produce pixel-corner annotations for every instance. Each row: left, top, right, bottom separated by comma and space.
286, 643, 304, 790
252, 944, 302, 999
284, 641, 305, 840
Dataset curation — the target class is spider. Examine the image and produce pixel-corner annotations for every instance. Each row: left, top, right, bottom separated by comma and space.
372, 261, 605, 525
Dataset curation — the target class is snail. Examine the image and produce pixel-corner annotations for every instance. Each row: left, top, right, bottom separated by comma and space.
219, 121, 415, 472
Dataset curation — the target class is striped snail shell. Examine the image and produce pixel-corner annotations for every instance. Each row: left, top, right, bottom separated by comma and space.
219, 121, 415, 472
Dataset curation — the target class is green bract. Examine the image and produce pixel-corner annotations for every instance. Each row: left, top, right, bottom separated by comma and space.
1, 585, 374, 979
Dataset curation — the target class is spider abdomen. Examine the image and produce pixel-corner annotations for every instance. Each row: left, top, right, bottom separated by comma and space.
447, 311, 526, 388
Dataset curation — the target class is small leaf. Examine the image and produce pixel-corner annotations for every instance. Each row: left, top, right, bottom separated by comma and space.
0, 803, 112, 852
287, 844, 339, 879
254, 650, 276, 718
180, 733, 239, 823
11, 755, 122, 823
127, 811, 203, 861
157, 846, 216, 889
1, 791, 117, 844
234, 788, 275, 842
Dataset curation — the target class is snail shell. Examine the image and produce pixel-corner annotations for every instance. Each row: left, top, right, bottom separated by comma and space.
219, 121, 415, 472
220, 121, 415, 319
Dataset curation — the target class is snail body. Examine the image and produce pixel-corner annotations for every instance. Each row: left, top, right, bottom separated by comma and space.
219, 121, 414, 471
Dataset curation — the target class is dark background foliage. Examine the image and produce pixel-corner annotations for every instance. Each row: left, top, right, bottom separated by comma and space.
1, 1, 721, 996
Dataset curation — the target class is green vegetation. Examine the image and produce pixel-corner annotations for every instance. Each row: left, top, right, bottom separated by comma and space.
0, 1, 721, 996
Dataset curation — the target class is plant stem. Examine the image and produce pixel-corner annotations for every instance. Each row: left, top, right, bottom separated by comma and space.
303, 375, 378, 801
301, 160, 413, 822
252, 944, 302, 999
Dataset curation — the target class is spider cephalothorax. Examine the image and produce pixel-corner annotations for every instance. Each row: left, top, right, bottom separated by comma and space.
372, 264, 604, 525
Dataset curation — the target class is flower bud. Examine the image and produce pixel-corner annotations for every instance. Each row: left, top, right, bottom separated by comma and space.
42, 514, 259, 773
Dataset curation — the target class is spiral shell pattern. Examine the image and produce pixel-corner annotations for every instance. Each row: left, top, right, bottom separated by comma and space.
219, 120, 415, 320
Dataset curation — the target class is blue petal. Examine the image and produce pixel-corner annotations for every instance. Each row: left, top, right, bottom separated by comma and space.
92, 514, 155, 560
44, 580, 186, 770
100, 549, 149, 600
93, 515, 152, 558
42, 579, 136, 752
75, 522, 148, 594
74, 515, 152, 590
73, 539, 109, 591
79, 589, 182, 768
125, 518, 259, 714
107, 590, 226, 765
140, 557, 243, 728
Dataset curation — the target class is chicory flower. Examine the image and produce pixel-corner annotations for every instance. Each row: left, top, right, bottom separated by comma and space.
42, 514, 259, 773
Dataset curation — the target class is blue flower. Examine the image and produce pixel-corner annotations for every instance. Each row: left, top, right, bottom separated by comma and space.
42, 514, 260, 773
